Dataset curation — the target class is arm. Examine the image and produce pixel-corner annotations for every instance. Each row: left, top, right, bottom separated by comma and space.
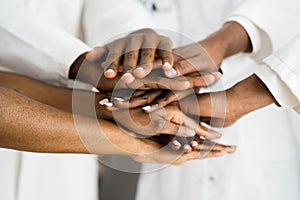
180, 74, 277, 127
0, 71, 112, 120
1, 86, 217, 164
159, 21, 252, 77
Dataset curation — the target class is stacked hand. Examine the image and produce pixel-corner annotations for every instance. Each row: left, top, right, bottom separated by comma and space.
69, 24, 258, 164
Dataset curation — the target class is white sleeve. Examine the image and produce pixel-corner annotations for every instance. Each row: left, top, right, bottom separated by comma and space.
256, 34, 300, 114
83, 0, 154, 47
0, 0, 91, 85
226, 0, 300, 59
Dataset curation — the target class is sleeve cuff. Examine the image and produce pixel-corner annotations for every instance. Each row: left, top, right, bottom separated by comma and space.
226, 15, 262, 54
255, 57, 300, 109
57, 42, 91, 84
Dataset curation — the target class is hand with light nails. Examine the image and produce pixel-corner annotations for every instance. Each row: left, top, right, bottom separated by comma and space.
69, 24, 251, 156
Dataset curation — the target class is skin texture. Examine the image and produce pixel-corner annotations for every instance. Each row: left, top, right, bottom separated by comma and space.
166, 21, 252, 77
180, 75, 277, 127
0, 72, 234, 164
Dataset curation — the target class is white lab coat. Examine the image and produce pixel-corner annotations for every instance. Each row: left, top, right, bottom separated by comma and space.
135, 1, 300, 200
0, 0, 152, 200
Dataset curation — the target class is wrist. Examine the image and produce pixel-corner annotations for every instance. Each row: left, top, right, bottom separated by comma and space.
198, 34, 226, 68
69, 52, 88, 79
202, 22, 252, 62
228, 74, 276, 115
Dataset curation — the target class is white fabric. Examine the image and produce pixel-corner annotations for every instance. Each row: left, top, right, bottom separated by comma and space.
135, 1, 300, 200
0, 0, 153, 200
256, 34, 300, 113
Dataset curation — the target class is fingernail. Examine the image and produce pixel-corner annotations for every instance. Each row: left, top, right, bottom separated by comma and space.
133, 67, 146, 78
142, 104, 159, 112
113, 97, 124, 102
121, 73, 135, 83
183, 145, 192, 151
163, 62, 172, 70
99, 98, 109, 105
142, 105, 151, 111
134, 67, 144, 73
165, 68, 177, 78
179, 81, 190, 90
150, 104, 159, 110
104, 69, 115, 77
191, 141, 198, 147
172, 140, 181, 146
212, 72, 222, 80
203, 74, 215, 84
104, 102, 113, 107
181, 128, 195, 137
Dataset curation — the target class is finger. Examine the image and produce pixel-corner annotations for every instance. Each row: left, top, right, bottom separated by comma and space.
132, 48, 156, 78
156, 77, 191, 90
86, 47, 108, 62
199, 150, 227, 159
183, 144, 192, 153
180, 114, 222, 140
113, 90, 164, 109
167, 54, 217, 77
121, 72, 136, 84
143, 90, 194, 112
169, 139, 182, 151
123, 50, 140, 71
173, 150, 226, 164
160, 121, 196, 137
123, 35, 143, 72
192, 139, 236, 153
185, 72, 222, 87
99, 98, 117, 111
157, 36, 174, 69
102, 38, 126, 78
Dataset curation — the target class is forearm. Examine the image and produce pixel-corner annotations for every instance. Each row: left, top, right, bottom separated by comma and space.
0, 87, 145, 155
0, 71, 112, 119
199, 21, 252, 66
181, 75, 277, 119
228, 74, 277, 114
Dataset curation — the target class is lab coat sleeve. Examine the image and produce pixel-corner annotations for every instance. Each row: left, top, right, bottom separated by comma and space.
83, 0, 154, 47
0, 0, 91, 85
255, 34, 300, 114
226, 0, 300, 60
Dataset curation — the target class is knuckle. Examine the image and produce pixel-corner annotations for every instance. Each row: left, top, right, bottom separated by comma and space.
141, 49, 154, 59
125, 52, 137, 60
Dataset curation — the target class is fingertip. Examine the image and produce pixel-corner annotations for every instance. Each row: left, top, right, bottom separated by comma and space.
226, 146, 237, 154
212, 72, 222, 80
171, 140, 181, 150
133, 67, 147, 78
113, 97, 125, 102
104, 69, 116, 78
164, 68, 178, 78
121, 73, 135, 83
183, 145, 192, 153
162, 62, 172, 71
202, 74, 215, 85
99, 98, 109, 105
142, 105, 151, 111
191, 141, 198, 147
